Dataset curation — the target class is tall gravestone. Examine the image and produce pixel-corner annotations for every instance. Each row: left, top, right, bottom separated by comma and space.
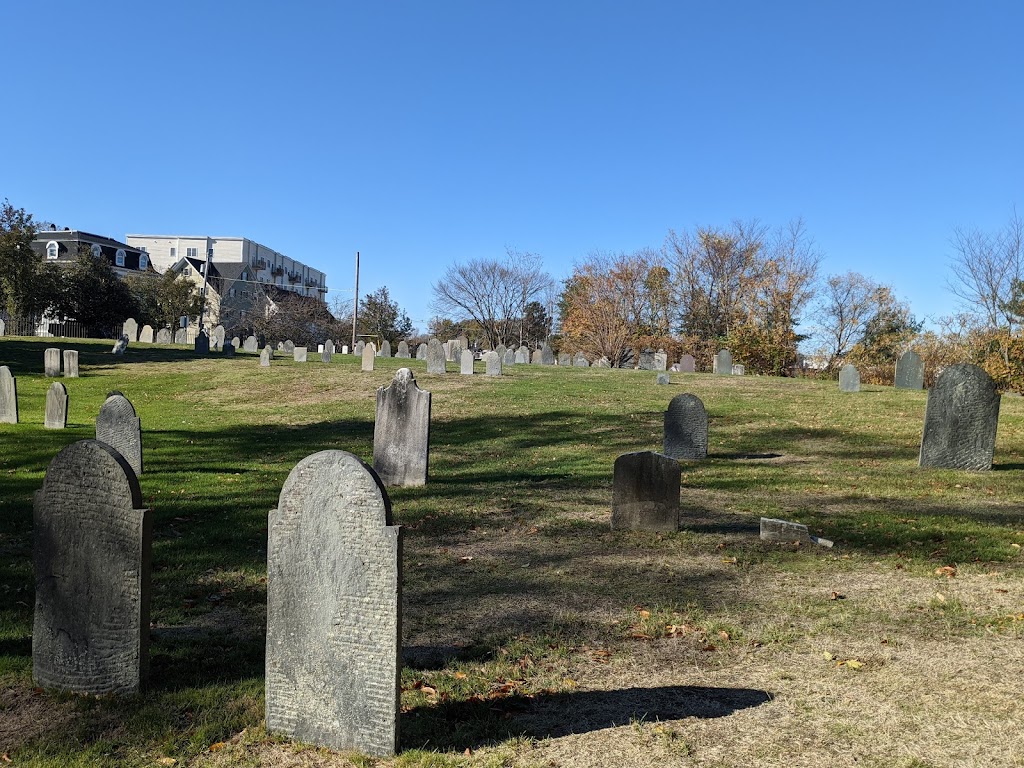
362, 342, 377, 371
380, 340, 392, 358
895, 350, 924, 390
96, 394, 143, 477
919, 363, 1000, 471
611, 451, 680, 532
503, 347, 516, 367
325, 339, 335, 356
515, 347, 530, 364
664, 394, 708, 460
212, 325, 226, 350
260, 346, 272, 367
460, 349, 474, 375
244, 335, 258, 353
714, 349, 732, 375
354, 340, 365, 357
484, 351, 501, 376
839, 364, 860, 393
426, 339, 446, 374
173, 328, 187, 345
122, 318, 138, 343
374, 368, 431, 486
293, 347, 308, 363
139, 325, 154, 344
415, 343, 427, 360
0, 318, 5, 336
396, 341, 410, 359
0, 366, 17, 424
33, 440, 151, 696
266, 450, 401, 756
195, 330, 210, 354
45, 348, 61, 377
654, 352, 668, 372
321, 345, 332, 364
62, 350, 79, 378
495, 344, 507, 363
541, 344, 555, 366
680, 354, 696, 373
156, 328, 172, 344
44, 382, 67, 429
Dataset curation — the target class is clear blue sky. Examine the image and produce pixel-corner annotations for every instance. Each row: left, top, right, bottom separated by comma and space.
3, 1, 1022, 334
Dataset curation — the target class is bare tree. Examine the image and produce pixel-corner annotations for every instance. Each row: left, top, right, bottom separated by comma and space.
947, 209, 1024, 331
430, 249, 552, 348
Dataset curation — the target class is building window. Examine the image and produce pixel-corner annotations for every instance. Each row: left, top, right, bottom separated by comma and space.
170, 247, 177, 259
115, 249, 126, 267
140, 253, 149, 269
184, 268, 192, 276
91, 244, 102, 258
45, 241, 58, 260
186, 247, 198, 259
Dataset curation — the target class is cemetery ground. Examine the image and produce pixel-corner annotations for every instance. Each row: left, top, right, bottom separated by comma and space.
1, 339, 1023, 768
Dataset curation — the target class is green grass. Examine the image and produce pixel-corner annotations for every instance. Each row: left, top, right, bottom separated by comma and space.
2, 337, 1023, 767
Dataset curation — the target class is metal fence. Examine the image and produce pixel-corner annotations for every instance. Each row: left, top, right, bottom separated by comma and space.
1, 317, 112, 340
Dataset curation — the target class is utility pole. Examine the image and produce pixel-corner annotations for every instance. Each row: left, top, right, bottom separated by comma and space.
198, 246, 212, 333
351, 251, 360, 351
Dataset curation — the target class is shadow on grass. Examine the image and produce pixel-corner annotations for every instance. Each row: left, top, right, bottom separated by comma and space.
0, 338, 213, 374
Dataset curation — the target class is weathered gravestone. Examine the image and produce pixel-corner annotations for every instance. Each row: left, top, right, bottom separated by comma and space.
122, 318, 138, 343
574, 352, 590, 368
396, 341, 410, 359
654, 352, 668, 371
45, 348, 61, 377
0, 366, 17, 424
664, 393, 708, 460
460, 349, 474, 375
457, 334, 469, 352
374, 368, 431, 487
415, 343, 427, 360
426, 339, 446, 374
156, 328, 172, 344
656, 373, 671, 385
760, 517, 810, 543
380, 340, 392, 358
293, 347, 308, 363
362, 342, 377, 371
266, 450, 401, 756
531, 349, 543, 364
515, 346, 530, 364
354, 340, 365, 357
895, 350, 924, 390
223, 342, 235, 357
680, 354, 696, 373
450, 341, 463, 363
96, 394, 143, 477
194, 330, 210, 355
484, 351, 502, 376
139, 325, 154, 344
212, 325, 225, 351
33, 440, 151, 696
173, 328, 187, 345
558, 352, 571, 366
495, 344, 507, 363
637, 351, 655, 371
232, 336, 241, 349
731, 364, 745, 376
283, 340, 295, 355
243, 335, 258, 353
919, 363, 1000, 471
62, 350, 79, 378
277, 342, 285, 351
503, 347, 516, 367
0, 318, 5, 336
595, 356, 611, 368
44, 382, 67, 429
260, 346, 272, 367
541, 344, 555, 366
325, 340, 335, 356
113, 335, 130, 355
714, 349, 732, 375
321, 345, 332, 364
611, 451, 680, 532
839, 364, 860, 393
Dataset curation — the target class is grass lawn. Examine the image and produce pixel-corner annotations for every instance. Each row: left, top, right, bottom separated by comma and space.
1, 337, 1022, 768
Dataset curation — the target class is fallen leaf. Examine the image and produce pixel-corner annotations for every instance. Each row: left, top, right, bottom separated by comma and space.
718, 630, 731, 641
934, 592, 947, 603
822, 651, 835, 661
838, 659, 863, 669
935, 565, 957, 578
454, 671, 467, 679
209, 743, 226, 752
638, 609, 651, 618
157, 759, 177, 766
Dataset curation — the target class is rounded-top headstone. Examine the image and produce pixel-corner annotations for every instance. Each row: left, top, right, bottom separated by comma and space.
919, 363, 1000, 471
97, 394, 143, 477
426, 339, 446, 374
664, 393, 708, 460
0, 365, 18, 424
895, 350, 925, 390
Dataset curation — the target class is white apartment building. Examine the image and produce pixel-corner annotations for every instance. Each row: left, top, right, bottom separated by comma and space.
124, 234, 327, 302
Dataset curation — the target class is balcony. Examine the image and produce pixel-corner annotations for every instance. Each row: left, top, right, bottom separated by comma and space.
287, 272, 301, 283
270, 265, 284, 276
255, 258, 267, 269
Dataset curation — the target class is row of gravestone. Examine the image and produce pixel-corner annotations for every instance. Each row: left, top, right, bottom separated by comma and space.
838, 350, 927, 393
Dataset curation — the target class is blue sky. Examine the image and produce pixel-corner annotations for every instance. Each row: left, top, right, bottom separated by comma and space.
3, 1, 1022, 334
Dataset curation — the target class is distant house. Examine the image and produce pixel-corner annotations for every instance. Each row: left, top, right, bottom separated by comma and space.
31, 229, 157, 278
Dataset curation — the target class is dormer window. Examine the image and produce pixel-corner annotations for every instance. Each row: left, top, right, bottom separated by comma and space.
45, 241, 58, 260
140, 253, 149, 269
115, 249, 126, 267
91, 244, 102, 258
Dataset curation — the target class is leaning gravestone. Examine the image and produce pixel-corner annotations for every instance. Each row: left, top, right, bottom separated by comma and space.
33, 440, 151, 697
558, 352, 571, 366
293, 347, 308, 363
195, 330, 210, 355
113, 335, 129, 355
574, 352, 590, 368
380, 340, 392, 358
396, 341, 410, 359
223, 342, 235, 357
654, 352, 668, 371
416, 343, 427, 360
484, 351, 501, 376
503, 347, 516, 367
174, 328, 187, 345
243, 335, 258, 353
44, 382, 68, 430
354, 340, 365, 357
260, 346, 272, 367
460, 349, 474, 375
594, 356, 611, 368
895, 350, 924, 390
541, 344, 555, 366
839, 364, 860, 393
611, 451, 680, 532
680, 354, 696, 373
139, 325, 154, 344
44, 348, 61, 377
266, 450, 401, 756
374, 368, 431, 486
122, 318, 138, 343
664, 393, 708, 460
362, 342, 377, 371
0, 366, 17, 424
515, 347, 530, 364
714, 349, 732, 375
156, 328, 172, 344
62, 350, 79, 378
426, 339, 446, 374
919, 363, 1000, 471
96, 394, 143, 477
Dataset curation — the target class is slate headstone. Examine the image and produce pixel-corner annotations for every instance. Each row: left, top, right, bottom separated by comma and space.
541, 344, 555, 366
96, 394, 143, 477
45, 348, 61, 377
44, 382, 68, 429
895, 350, 924, 390
362, 342, 377, 371
460, 349, 474, 375
426, 339, 446, 374
260, 346, 272, 367
680, 354, 696, 373
664, 393, 708, 460
839, 364, 860, 393
638, 351, 655, 371
374, 368, 431, 487
223, 342, 235, 357
139, 325, 154, 344
156, 328, 172, 344
0, 366, 17, 424
919, 363, 1000, 471
611, 451, 680, 532
195, 330, 210, 355
243, 335, 258, 353
396, 341, 410, 359
266, 450, 401, 756
33, 440, 151, 697
714, 349, 732, 375
380, 340, 392, 358
484, 350, 502, 376
122, 318, 138, 343
62, 350, 79, 378
293, 347, 308, 363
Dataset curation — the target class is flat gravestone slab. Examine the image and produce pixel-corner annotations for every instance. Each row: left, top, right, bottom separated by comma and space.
760, 517, 810, 543
919, 363, 1000, 471
45, 348, 61, 377
139, 325, 154, 343
362, 342, 377, 371
243, 335, 258, 353
374, 368, 431, 487
293, 347, 308, 363
62, 350, 79, 378
664, 393, 708, 460
97, 394, 143, 477
33, 440, 151, 696
484, 351, 501, 376
396, 341, 410, 359
460, 349, 474, 375
541, 344, 555, 365
426, 339, 446, 374
122, 318, 138, 343
894, 350, 924, 390
260, 346, 272, 367
611, 451, 680, 532
45, 382, 67, 429
156, 328, 172, 344
839, 364, 860, 393
714, 350, 732, 375
266, 450, 401, 756
0, 366, 17, 424
680, 354, 696, 373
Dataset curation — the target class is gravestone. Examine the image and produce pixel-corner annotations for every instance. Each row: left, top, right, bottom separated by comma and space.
277, 342, 285, 351
664, 393, 708, 460
457, 334, 469, 352
342, 345, 349, 354
450, 341, 463, 363
0, 318, 5, 336
714, 349, 732, 375
113, 335, 129, 355
156, 328, 172, 344
321, 345, 332, 364
62, 350, 79, 378
503, 347, 516, 367
495, 344, 507, 363
33, 440, 151, 697
558, 352, 571, 366
656, 373, 670, 385
654, 352, 668, 371
760, 517, 810, 543
325, 339, 335, 356
396, 341, 410, 359
515, 347, 530, 364
680, 354, 696, 373
0, 366, 17, 424
293, 347, 308, 363
374, 368, 431, 487
139, 325, 154, 344
212, 325, 225, 350
591, 356, 608, 368
354, 340, 365, 357
416, 343, 427, 360
44, 382, 68, 429
380, 340, 392, 358
45, 348, 61, 377
637, 351, 655, 371
362, 342, 377, 371
260, 346, 272, 367
266, 450, 401, 756
919, 363, 1000, 471
96, 394, 143, 477
484, 350, 501, 376
243, 335, 258, 353
731, 364, 745, 376
460, 349, 474, 375
122, 318, 138, 343
839, 364, 860, 393
541, 344, 555, 365
611, 451, 680, 532
195, 330, 210, 355
573, 352, 589, 368
232, 336, 241, 349
895, 350, 924, 390
531, 349, 543, 364
174, 328, 187, 345
426, 339, 446, 374
283, 340, 295, 354
223, 342, 235, 357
